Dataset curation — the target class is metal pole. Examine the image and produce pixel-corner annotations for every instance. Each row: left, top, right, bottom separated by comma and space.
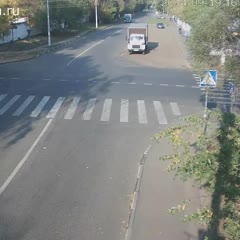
47, 0, 51, 46
95, 0, 98, 29
203, 87, 208, 134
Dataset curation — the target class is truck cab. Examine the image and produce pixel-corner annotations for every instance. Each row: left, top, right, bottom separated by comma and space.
127, 23, 148, 54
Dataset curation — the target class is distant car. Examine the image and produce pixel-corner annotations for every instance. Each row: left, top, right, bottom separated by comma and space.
157, 23, 165, 29
156, 15, 165, 19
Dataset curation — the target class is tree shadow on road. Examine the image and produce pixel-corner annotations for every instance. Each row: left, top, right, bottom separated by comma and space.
0, 53, 113, 150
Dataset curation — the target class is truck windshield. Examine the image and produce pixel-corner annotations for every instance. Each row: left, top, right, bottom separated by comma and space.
130, 36, 144, 41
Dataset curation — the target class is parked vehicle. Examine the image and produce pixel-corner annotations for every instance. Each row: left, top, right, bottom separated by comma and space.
127, 23, 148, 54
124, 14, 132, 23
157, 23, 165, 29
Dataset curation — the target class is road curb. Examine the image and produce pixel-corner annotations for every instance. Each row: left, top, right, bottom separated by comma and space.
125, 144, 152, 240
0, 25, 113, 65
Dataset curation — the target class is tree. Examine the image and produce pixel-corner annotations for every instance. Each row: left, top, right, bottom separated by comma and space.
154, 111, 240, 239
165, 1, 240, 84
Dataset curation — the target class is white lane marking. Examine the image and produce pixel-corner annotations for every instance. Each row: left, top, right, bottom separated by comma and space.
192, 86, 199, 88
176, 85, 184, 87
112, 82, 120, 84
160, 84, 168, 86
137, 100, 148, 124
0, 94, 7, 103
43, 78, 51, 81
120, 99, 129, 123
170, 102, 181, 116
100, 99, 112, 121
12, 96, 35, 116
0, 77, 4, 79
0, 95, 21, 115
144, 83, 152, 86
153, 101, 168, 124
46, 97, 65, 119
128, 82, 136, 85
64, 97, 81, 120
82, 98, 96, 120
0, 119, 53, 196
59, 79, 68, 82
67, 40, 105, 66
11, 77, 20, 80
30, 96, 50, 118
115, 30, 122, 34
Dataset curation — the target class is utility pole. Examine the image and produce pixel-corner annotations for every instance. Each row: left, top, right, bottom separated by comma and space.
47, 0, 51, 46
95, 0, 98, 29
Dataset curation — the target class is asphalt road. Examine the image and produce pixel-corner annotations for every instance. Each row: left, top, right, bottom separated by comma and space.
0, 11, 203, 240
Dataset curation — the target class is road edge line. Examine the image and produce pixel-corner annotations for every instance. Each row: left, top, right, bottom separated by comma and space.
0, 119, 53, 196
124, 144, 152, 240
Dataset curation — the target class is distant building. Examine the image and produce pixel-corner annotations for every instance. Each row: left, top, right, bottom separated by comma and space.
0, 17, 41, 44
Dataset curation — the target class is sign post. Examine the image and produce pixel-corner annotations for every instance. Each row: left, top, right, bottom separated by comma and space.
229, 82, 235, 113
200, 70, 217, 134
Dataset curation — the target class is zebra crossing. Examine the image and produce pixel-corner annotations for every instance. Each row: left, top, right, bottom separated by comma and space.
0, 94, 184, 125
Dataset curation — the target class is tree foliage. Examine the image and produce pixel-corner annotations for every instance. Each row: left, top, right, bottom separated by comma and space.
0, 0, 149, 34
154, 111, 240, 239
160, 0, 240, 83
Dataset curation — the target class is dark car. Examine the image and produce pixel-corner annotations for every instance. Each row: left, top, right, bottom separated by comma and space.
157, 23, 165, 29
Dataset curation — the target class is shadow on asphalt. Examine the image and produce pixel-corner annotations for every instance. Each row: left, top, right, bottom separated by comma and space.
0, 54, 113, 148
184, 229, 208, 240
147, 42, 159, 53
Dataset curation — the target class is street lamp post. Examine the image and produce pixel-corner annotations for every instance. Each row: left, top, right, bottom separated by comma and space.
47, 0, 51, 46
95, 0, 98, 29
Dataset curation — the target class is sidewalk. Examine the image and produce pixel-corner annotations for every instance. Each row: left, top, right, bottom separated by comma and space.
167, 20, 193, 70
129, 140, 205, 240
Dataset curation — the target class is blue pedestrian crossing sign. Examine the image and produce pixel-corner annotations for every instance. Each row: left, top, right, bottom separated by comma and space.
200, 70, 217, 87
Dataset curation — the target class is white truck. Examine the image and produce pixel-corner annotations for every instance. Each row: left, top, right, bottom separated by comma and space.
127, 23, 148, 54
124, 14, 132, 23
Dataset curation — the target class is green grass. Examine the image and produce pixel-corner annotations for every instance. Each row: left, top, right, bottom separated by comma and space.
147, 18, 169, 25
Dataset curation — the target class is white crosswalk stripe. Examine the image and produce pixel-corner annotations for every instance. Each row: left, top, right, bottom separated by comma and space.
82, 98, 96, 120
0, 95, 21, 115
0, 94, 184, 124
170, 102, 181, 116
46, 97, 65, 119
120, 99, 129, 122
137, 100, 148, 124
101, 99, 112, 121
153, 101, 168, 124
0, 94, 7, 103
12, 96, 35, 116
64, 97, 81, 120
30, 96, 50, 118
